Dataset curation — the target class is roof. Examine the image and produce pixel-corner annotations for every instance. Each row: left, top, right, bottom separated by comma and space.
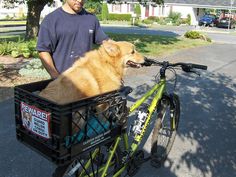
117, 0, 236, 9
164, 0, 236, 9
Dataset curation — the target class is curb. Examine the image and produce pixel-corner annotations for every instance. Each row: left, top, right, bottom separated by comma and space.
195, 29, 232, 34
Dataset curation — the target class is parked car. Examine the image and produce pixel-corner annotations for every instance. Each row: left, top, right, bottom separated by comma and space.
199, 14, 219, 27
217, 17, 236, 29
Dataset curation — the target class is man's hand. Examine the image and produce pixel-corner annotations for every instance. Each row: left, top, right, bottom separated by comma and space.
38, 52, 59, 79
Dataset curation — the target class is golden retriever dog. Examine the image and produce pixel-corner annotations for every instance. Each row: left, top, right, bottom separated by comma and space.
39, 40, 145, 105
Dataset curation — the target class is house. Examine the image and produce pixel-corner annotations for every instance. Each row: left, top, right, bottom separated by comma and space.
0, 0, 27, 19
164, 0, 236, 25
107, 0, 236, 25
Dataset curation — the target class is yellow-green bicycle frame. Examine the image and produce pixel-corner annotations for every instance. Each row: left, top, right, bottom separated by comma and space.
80, 79, 166, 177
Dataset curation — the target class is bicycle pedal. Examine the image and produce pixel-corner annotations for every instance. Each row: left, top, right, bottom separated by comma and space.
94, 153, 105, 165
150, 158, 162, 168
127, 161, 140, 176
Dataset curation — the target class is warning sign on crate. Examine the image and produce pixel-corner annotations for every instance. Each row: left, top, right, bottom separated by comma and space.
20, 102, 51, 139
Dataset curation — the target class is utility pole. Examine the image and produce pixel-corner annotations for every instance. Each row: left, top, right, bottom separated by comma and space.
228, 0, 234, 31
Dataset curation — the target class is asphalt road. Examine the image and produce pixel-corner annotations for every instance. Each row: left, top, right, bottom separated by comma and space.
2, 24, 236, 44
0, 32, 236, 177
102, 25, 236, 44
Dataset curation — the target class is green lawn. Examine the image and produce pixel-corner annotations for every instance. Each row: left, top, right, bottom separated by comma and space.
0, 21, 26, 25
0, 33, 211, 58
107, 33, 210, 57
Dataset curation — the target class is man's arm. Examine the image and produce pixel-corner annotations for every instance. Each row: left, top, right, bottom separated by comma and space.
39, 52, 59, 79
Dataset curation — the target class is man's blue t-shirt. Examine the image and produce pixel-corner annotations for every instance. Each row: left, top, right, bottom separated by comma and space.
37, 8, 108, 73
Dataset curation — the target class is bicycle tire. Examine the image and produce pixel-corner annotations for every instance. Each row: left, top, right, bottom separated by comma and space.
53, 141, 122, 177
150, 94, 180, 167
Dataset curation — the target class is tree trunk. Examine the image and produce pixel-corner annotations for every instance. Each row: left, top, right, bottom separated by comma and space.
25, 0, 48, 40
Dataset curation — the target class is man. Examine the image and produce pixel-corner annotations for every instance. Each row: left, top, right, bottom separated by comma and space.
37, 0, 109, 78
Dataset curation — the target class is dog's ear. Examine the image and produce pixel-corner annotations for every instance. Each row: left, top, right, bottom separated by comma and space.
103, 40, 120, 57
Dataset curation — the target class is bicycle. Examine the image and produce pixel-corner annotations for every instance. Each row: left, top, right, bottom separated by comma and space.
51, 58, 207, 177
14, 58, 207, 177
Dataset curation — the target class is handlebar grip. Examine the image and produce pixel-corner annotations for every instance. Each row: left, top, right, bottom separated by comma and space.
141, 58, 154, 66
191, 64, 208, 70
142, 58, 160, 67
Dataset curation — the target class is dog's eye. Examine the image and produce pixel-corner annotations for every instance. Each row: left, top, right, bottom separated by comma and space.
131, 50, 135, 54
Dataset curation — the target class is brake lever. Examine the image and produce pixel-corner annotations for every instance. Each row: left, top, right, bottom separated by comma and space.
182, 65, 200, 76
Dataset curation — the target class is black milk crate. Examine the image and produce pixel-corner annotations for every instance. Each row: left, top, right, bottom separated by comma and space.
14, 79, 128, 165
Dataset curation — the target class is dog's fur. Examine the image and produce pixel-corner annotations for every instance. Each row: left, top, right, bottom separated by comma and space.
39, 40, 144, 105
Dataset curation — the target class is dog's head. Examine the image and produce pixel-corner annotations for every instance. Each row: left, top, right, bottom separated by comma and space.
102, 40, 145, 68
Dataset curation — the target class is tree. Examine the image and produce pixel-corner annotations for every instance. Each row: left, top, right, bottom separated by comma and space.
3, 0, 101, 40
3, 0, 53, 40
84, 1, 102, 14
2, 0, 164, 40
134, 4, 141, 17
101, 3, 109, 21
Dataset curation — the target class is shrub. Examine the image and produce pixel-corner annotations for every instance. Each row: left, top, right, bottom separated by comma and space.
0, 41, 17, 56
18, 58, 50, 78
142, 19, 153, 25
168, 11, 181, 24
157, 17, 167, 25
84, 1, 102, 14
147, 16, 160, 22
184, 31, 202, 39
96, 14, 102, 21
134, 4, 141, 17
184, 31, 212, 42
107, 13, 132, 21
187, 14, 191, 25
0, 39, 38, 58
18, 13, 27, 20
101, 3, 109, 21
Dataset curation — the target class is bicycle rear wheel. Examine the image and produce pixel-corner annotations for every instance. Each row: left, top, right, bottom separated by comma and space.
53, 141, 122, 177
150, 94, 180, 167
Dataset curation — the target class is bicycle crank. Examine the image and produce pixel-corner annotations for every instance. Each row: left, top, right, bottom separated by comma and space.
127, 150, 149, 176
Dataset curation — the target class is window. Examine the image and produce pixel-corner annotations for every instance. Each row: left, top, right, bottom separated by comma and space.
130, 4, 134, 12
112, 4, 121, 13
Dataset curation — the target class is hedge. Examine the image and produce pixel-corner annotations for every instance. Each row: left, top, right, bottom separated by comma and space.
107, 13, 132, 21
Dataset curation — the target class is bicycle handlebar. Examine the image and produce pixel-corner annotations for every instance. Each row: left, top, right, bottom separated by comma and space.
142, 58, 208, 71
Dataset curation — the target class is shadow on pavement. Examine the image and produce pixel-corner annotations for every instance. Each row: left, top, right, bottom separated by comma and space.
130, 70, 236, 177
0, 68, 235, 177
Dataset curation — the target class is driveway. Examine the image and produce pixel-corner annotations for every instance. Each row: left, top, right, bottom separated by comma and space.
0, 45, 235, 176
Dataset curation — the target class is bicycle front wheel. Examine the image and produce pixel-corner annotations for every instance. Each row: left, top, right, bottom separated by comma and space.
53, 141, 122, 177
150, 94, 180, 167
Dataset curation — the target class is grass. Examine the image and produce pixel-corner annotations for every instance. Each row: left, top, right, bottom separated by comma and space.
0, 34, 25, 42
107, 33, 211, 57
101, 20, 130, 25
0, 21, 26, 25
0, 33, 211, 58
